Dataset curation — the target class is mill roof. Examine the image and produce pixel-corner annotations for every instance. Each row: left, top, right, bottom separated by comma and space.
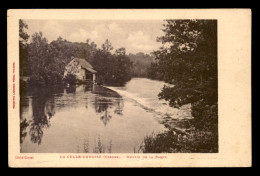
66, 57, 97, 73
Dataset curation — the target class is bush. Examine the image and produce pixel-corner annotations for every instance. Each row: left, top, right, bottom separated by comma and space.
191, 101, 218, 131
139, 128, 218, 153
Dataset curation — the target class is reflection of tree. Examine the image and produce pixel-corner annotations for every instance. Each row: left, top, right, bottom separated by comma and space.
91, 85, 124, 126
83, 83, 97, 92
91, 85, 121, 98
45, 98, 56, 119
20, 119, 29, 144
20, 85, 30, 144
94, 97, 112, 126
29, 90, 56, 145
80, 137, 113, 153
20, 89, 29, 115
65, 85, 76, 94
114, 99, 124, 115
100, 110, 112, 126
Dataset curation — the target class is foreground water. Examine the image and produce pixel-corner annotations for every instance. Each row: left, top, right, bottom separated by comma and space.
20, 78, 191, 153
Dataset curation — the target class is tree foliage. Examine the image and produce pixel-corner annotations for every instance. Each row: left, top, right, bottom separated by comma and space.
128, 52, 155, 77
27, 32, 64, 86
19, 20, 29, 76
144, 20, 218, 152
148, 20, 218, 134
91, 46, 132, 86
19, 20, 132, 87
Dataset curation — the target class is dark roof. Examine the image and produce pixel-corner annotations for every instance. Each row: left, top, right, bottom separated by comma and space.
67, 57, 97, 73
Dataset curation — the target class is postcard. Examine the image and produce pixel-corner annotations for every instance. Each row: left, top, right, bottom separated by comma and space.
8, 9, 251, 167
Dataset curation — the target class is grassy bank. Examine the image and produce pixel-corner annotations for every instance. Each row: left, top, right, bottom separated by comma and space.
139, 126, 218, 153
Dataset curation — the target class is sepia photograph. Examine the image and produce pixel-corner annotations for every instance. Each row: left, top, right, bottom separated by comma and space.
8, 9, 251, 167
19, 19, 218, 153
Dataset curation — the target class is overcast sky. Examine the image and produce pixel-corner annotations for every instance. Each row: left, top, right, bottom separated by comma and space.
24, 20, 166, 54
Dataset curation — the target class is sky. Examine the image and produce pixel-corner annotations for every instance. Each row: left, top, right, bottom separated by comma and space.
24, 20, 166, 54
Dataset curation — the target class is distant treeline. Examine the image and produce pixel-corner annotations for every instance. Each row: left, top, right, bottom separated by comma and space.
19, 20, 154, 88
128, 52, 155, 77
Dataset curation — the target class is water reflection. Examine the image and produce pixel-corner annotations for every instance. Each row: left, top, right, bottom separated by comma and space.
20, 96, 29, 144
19, 78, 177, 153
20, 86, 63, 145
100, 113, 112, 126
65, 85, 76, 94
20, 85, 30, 144
79, 137, 113, 153
20, 84, 124, 146
96, 98, 124, 126
29, 91, 56, 144
20, 119, 29, 144
90, 85, 124, 126
94, 97, 112, 126
114, 100, 124, 115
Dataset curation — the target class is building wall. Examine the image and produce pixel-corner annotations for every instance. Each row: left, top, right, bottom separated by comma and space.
75, 68, 86, 80
64, 61, 95, 81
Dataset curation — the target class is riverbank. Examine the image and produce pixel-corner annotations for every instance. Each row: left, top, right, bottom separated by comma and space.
137, 110, 218, 153
138, 126, 218, 153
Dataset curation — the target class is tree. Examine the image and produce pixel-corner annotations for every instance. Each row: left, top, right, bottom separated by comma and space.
49, 37, 76, 68
102, 39, 113, 53
19, 20, 29, 44
145, 20, 218, 152
19, 20, 30, 76
149, 20, 218, 132
115, 47, 126, 56
28, 32, 63, 86
129, 52, 155, 77
113, 48, 132, 85
91, 43, 132, 86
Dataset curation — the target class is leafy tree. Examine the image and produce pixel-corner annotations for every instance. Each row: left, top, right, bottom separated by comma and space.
91, 42, 132, 86
28, 32, 63, 86
19, 20, 29, 44
102, 39, 113, 53
112, 48, 132, 85
128, 52, 155, 77
115, 47, 126, 56
148, 20, 218, 151
49, 37, 77, 74
19, 20, 30, 76
91, 47, 113, 84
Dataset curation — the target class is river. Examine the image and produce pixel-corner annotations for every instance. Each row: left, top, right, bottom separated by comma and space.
20, 78, 191, 153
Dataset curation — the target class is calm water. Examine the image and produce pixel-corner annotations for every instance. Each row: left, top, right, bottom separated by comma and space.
20, 78, 191, 153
